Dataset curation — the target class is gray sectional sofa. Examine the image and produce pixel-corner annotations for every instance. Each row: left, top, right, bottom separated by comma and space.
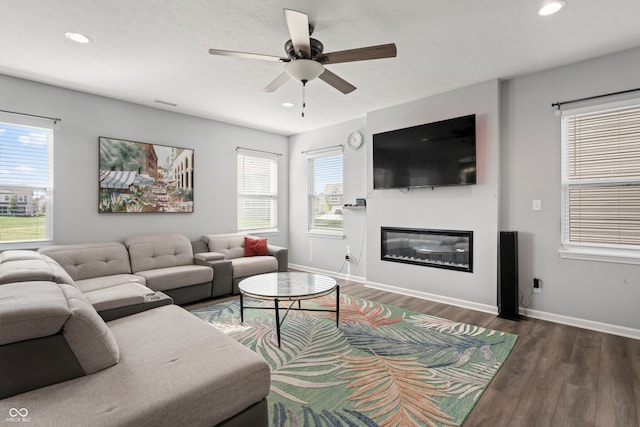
39, 233, 216, 307
0, 232, 280, 426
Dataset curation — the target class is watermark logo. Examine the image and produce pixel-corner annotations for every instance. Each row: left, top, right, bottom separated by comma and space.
6, 408, 30, 423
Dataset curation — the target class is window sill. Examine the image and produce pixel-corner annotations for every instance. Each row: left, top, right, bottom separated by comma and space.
0, 240, 52, 251
559, 245, 640, 265
239, 228, 279, 236
307, 230, 344, 239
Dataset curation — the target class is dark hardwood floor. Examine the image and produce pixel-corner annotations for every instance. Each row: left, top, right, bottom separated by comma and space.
186, 276, 640, 427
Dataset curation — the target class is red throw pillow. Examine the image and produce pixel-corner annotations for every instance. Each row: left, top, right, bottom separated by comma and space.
244, 237, 268, 257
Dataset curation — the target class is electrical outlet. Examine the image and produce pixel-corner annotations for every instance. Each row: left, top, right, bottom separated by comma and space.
533, 278, 541, 293
532, 199, 542, 211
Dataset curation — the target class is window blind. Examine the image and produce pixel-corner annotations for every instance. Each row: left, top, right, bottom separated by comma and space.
562, 103, 640, 247
307, 150, 343, 233
0, 120, 53, 244
237, 152, 278, 232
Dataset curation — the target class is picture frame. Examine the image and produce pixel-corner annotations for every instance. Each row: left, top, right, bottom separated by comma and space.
98, 137, 194, 213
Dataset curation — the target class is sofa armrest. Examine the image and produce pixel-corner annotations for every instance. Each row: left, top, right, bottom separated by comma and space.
194, 252, 226, 263
0, 282, 84, 399
210, 259, 233, 297
267, 245, 288, 272
0, 281, 69, 345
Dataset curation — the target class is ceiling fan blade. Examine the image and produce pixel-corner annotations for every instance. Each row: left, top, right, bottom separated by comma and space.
208, 48, 287, 62
261, 72, 290, 93
283, 9, 311, 58
318, 43, 397, 64
319, 69, 356, 94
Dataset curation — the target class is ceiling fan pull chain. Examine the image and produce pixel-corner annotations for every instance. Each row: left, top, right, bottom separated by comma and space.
301, 80, 307, 118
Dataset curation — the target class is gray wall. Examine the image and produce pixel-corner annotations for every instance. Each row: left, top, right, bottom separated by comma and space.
288, 118, 368, 280
365, 81, 500, 310
0, 74, 288, 247
500, 47, 640, 332
288, 81, 500, 310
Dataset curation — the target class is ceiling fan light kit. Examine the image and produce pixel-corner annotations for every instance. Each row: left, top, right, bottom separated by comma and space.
285, 59, 324, 82
208, 8, 397, 117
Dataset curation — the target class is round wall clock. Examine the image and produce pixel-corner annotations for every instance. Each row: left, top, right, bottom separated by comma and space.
347, 131, 364, 149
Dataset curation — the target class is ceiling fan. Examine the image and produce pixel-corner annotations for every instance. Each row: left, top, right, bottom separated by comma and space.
208, 9, 397, 96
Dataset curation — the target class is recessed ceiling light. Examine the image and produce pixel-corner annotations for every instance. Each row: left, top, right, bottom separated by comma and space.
539, 1, 566, 16
281, 102, 294, 108
64, 32, 91, 44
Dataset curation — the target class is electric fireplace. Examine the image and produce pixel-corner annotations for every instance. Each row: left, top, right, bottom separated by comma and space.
381, 227, 473, 272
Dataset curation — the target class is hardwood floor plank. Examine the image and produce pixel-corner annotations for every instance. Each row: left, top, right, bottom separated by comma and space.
508, 326, 573, 426
552, 382, 597, 427
596, 334, 639, 426
463, 388, 518, 427
629, 338, 640, 426
566, 328, 602, 391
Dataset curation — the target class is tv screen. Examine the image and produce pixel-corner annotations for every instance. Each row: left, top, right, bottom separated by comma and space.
373, 114, 476, 189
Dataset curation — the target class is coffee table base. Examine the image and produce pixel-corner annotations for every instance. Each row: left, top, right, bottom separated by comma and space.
240, 285, 340, 348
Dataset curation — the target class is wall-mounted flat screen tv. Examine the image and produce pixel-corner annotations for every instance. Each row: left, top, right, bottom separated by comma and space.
373, 114, 476, 189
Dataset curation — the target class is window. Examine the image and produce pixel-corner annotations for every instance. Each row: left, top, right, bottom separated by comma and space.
0, 119, 53, 246
308, 150, 343, 235
237, 150, 278, 232
560, 100, 640, 263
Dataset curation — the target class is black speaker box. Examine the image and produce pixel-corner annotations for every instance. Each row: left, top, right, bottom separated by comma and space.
498, 231, 521, 321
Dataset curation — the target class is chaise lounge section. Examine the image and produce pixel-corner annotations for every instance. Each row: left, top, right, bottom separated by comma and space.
0, 279, 271, 426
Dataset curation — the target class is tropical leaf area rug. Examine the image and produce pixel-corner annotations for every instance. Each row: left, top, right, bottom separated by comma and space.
189, 294, 517, 427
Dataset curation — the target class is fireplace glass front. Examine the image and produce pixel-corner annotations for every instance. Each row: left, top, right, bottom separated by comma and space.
381, 227, 473, 272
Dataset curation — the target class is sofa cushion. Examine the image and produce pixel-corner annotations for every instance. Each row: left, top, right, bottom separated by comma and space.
0, 305, 271, 426
245, 237, 268, 256
201, 233, 246, 259
231, 256, 278, 278
75, 274, 146, 293
39, 242, 133, 281
0, 281, 69, 345
135, 265, 213, 291
0, 250, 44, 262
83, 283, 151, 312
0, 254, 75, 286
125, 233, 195, 272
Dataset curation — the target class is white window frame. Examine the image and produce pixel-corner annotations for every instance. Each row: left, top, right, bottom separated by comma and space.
307, 148, 344, 238
236, 149, 279, 234
559, 97, 640, 264
0, 114, 54, 249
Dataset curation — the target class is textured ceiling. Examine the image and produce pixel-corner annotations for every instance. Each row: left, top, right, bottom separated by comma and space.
1, 1, 639, 136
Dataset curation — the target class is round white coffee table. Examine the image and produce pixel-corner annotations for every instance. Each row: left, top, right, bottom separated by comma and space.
238, 272, 339, 347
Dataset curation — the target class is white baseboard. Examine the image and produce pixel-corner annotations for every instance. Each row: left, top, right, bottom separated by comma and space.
289, 264, 640, 340
520, 308, 640, 340
365, 280, 498, 315
288, 263, 367, 284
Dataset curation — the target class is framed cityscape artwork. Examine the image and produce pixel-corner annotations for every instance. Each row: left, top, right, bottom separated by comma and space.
98, 137, 194, 213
